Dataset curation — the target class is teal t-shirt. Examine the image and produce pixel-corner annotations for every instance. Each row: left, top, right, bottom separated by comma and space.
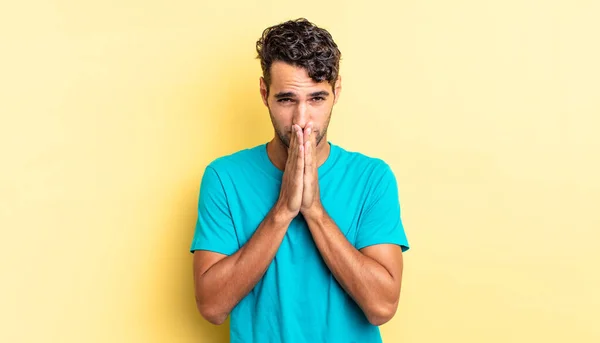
190, 142, 410, 343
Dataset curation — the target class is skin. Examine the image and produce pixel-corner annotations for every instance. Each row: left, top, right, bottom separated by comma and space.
193, 61, 404, 326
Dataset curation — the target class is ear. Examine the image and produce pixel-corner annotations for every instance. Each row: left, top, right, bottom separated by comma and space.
259, 77, 269, 106
333, 75, 342, 105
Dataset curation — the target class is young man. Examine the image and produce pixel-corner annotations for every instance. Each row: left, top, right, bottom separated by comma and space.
191, 18, 410, 343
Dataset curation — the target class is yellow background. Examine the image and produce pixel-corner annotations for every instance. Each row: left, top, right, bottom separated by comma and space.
1, 1, 599, 342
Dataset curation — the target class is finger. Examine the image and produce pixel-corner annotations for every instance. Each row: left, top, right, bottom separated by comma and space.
296, 125, 304, 172
290, 125, 301, 168
304, 123, 311, 145
297, 137, 304, 177
304, 126, 313, 176
290, 125, 298, 150
311, 126, 318, 175
297, 124, 304, 148
286, 125, 297, 170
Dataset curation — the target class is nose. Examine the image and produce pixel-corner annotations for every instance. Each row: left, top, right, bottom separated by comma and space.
292, 102, 308, 129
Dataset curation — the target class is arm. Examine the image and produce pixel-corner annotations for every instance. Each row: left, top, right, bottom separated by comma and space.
303, 210, 404, 326
193, 205, 291, 325
193, 125, 305, 325
300, 124, 407, 326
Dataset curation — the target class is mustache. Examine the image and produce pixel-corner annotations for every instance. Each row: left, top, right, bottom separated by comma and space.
287, 128, 319, 134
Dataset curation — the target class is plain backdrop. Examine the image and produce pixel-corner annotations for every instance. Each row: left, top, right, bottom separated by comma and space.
1, 1, 599, 342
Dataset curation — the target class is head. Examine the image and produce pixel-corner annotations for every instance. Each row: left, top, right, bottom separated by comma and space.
256, 18, 342, 148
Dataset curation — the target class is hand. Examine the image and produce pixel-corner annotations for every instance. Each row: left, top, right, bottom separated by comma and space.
275, 124, 304, 222
300, 122, 323, 219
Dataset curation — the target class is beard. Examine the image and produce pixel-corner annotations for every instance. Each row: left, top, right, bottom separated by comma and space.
268, 107, 332, 149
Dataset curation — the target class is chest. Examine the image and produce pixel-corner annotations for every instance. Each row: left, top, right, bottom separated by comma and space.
226, 174, 366, 251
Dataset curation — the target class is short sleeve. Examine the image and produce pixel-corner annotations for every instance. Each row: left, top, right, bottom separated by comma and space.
189, 166, 239, 255
355, 163, 410, 252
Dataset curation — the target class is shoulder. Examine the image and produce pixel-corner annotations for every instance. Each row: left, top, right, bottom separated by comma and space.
333, 143, 395, 180
198, 145, 264, 193
205, 144, 264, 175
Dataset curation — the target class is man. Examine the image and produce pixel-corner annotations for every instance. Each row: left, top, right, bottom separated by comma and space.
190, 18, 410, 343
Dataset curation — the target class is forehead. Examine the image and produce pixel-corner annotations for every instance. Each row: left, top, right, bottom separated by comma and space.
269, 61, 330, 93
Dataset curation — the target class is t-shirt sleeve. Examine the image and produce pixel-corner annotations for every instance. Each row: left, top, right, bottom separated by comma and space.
189, 165, 239, 255
355, 163, 410, 252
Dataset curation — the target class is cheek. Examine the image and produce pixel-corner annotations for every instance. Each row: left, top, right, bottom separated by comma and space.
273, 102, 293, 114
269, 109, 293, 130
311, 106, 331, 123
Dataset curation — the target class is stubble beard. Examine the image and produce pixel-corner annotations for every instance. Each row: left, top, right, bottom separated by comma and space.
268, 106, 332, 149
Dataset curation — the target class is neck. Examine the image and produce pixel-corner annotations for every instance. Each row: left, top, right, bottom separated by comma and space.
267, 134, 330, 171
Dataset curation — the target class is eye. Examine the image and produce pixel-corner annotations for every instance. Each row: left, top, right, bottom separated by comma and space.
277, 98, 293, 103
312, 97, 325, 102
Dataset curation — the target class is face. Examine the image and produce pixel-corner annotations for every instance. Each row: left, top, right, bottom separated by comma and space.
260, 61, 342, 148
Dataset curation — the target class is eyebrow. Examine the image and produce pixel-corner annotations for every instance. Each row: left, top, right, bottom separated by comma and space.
309, 91, 330, 97
274, 92, 296, 99
274, 90, 330, 99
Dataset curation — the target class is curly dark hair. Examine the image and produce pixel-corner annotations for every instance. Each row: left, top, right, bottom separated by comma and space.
256, 18, 342, 93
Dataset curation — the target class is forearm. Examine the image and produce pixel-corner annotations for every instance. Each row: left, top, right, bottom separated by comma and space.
195, 205, 291, 323
304, 208, 400, 325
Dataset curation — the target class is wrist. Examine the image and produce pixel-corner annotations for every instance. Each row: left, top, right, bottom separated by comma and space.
301, 203, 325, 223
272, 202, 296, 227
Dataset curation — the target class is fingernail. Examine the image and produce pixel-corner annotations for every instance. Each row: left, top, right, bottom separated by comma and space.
307, 128, 311, 135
